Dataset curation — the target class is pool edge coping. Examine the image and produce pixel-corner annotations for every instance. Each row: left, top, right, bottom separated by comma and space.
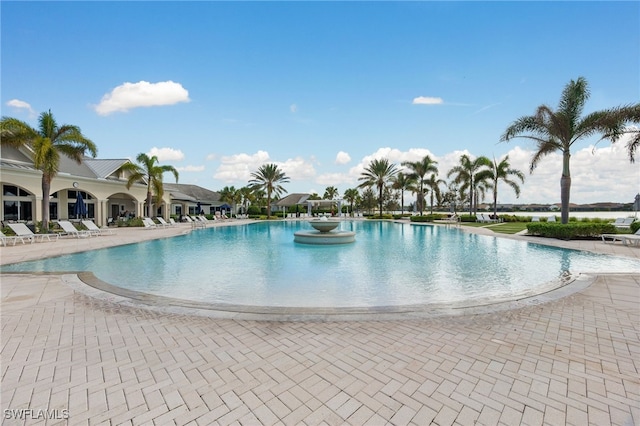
29, 270, 602, 321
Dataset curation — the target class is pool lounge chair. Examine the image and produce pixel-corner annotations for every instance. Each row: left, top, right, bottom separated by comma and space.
57, 220, 92, 238
0, 230, 22, 246
601, 228, 640, 246
612, 217, 635, 229
82, 220, 116, 236
143, 218, 158, 229
155, 217, 171, 227
7, 223, 59, 243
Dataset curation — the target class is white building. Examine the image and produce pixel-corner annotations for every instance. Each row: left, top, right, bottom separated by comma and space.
0, 145, 223, 227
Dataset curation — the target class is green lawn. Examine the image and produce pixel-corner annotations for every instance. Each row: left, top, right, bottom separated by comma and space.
461, 222, 528, 234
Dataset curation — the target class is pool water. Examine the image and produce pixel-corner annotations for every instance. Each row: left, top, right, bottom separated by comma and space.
2, 221, 639, 307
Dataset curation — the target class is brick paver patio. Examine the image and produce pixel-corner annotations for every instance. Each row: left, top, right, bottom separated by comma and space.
1, 222, 639, 425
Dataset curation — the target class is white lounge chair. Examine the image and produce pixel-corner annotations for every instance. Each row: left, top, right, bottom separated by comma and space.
0, 230, 22, 246
602, 228, 640, 246
531, 216, 540, 222
547, 216, 556, 223
82, 220, 116, 236
612, 217, 634, 229
143, 218, 158, 229
58, 220, 92, 238
156, 217, 171, 227
169, 218, 178, 226
7, 223, 59, 243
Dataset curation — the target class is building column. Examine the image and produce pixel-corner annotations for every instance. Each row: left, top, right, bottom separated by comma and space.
34, 196, 43, 224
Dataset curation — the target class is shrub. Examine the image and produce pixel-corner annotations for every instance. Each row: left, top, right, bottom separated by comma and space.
410, 215, 432, 222
247, 206, 262, 215
631, 221, 640, 233
526, 222, 616, 239
367, 214, 394, 220
459, 215, 475, 223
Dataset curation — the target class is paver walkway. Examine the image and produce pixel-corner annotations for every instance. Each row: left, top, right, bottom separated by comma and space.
1, 223, 639, 425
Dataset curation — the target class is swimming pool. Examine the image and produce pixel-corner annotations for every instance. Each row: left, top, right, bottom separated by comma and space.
2, 221, 639, 308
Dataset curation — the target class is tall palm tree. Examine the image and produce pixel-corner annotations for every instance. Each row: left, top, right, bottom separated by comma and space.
402, 155, 438, 216
237, 186, 255, 214
358, 158, 398, 218
392, 172, 416, 215
424, 173, 445, 215
248, 163, 289, 219
447, 154, 492, 215
323, 186, 338, 200
501, 77, 639, 223
119, 153, 179, 218
487, 156, 525, 218
219, 186, 240, 214
0, 110, 97, 231
343, 188, 360, 217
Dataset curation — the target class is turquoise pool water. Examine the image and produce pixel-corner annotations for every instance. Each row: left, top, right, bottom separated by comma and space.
3, 221, 639, 307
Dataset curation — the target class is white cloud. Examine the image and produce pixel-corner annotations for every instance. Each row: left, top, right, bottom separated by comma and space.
412, 96, 443, 105
290, 104, 298, 113
94, 80, 190, 115
214, 150, 271, 182
316, 172, 355, 186
176, 165, 205, 172
6, 99, 36, 117
503, 140, 638, 205
279, 157, 316, 180
205, 153, 217, 161
147, 147, 185, 162
335, 151, 351, 165
213, 150, 316, 184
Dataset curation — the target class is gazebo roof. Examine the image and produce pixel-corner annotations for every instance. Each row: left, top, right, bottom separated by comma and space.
275, 193, 311, 207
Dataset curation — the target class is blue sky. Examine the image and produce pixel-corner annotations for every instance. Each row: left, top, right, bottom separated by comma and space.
2, 1, 638, 205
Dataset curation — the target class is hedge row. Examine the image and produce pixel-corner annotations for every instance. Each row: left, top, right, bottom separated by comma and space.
526, 222, 616, 239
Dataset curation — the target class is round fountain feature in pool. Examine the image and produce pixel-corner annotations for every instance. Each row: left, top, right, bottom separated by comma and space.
294, 217, 356, 244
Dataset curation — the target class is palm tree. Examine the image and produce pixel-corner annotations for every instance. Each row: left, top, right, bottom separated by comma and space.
358, 158, 398, 218
487, 156, 525, 218
392, 172, 416, 215
249, 163, 289, 219
401, 155, 438, 216
424, 173, 445, 214
119, 153, 179, 218
447, 154, 492, 215
219, 186, 240, 215
237, 186, 255, 215
501, 77, 640, 223
343, 188, 360, 217
1, 110, 97, 231
323, 186, 338, 200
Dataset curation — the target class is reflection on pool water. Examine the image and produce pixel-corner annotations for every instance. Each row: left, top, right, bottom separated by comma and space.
2, 221, 639, 307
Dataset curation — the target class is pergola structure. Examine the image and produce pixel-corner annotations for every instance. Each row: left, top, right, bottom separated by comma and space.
305, 199, 344, 217
274, 194, 344, 217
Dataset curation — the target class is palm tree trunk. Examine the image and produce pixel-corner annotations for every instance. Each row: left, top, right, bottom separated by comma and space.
493, 185, 498, 218
146, 191, 153, 217
378, 185, 383, 218
41, 177, 52, 232
560, 175, 571, 224
560, 151, 571, 224
266, 189, 272, 219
